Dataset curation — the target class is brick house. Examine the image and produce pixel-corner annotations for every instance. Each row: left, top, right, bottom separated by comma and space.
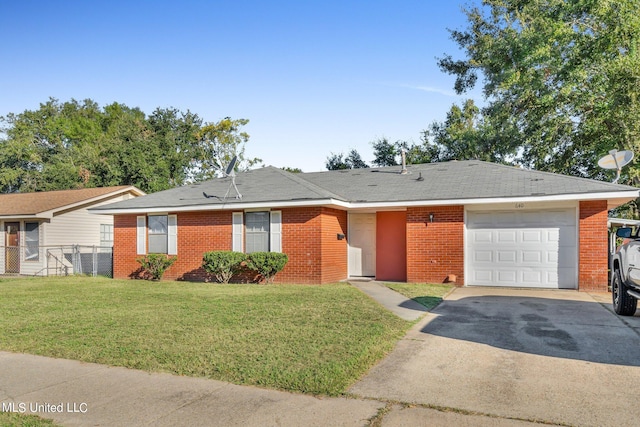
91, 161, 639, 291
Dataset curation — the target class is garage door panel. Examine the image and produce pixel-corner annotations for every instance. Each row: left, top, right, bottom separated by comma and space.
496, 270, 517, 283
522, 230, 543, 243
473, 231, 493, 243
467, 209, 577, 289
474, 250, 493, 262
497, 231, 517, 243
522, 270, 542, 284
473, 270, 493, 283
497, 251, 517, 263
522, 251, 541, 263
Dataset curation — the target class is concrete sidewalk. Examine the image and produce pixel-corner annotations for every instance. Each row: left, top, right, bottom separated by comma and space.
0, 351, 381, 427
0, 351, 545, 427
348, 280, 428, 321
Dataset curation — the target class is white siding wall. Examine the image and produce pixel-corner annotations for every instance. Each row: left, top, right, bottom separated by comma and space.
0, 193, 131, 275
43, 195, 128, 247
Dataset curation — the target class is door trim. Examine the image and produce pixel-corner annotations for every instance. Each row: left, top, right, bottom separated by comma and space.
348, 213, 376, 277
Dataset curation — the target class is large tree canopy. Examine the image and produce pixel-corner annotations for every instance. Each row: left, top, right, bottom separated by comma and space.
438, 0, 640, 182
0, 98, 256, 193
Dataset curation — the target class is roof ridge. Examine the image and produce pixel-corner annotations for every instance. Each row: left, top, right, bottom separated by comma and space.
1, 185, 133, 196
266, 166, 347, 200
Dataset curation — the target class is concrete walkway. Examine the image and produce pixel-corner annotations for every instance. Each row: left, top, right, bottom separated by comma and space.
348, 280, 428, 321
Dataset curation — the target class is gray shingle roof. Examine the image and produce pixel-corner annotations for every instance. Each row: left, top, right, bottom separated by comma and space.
91, 161, 638, 212
303, 161, 637, 202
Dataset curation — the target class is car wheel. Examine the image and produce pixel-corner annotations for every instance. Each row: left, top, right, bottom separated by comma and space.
612, 268, 638, 316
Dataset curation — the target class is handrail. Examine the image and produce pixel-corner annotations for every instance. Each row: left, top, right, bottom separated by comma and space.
45, 248, 71, 276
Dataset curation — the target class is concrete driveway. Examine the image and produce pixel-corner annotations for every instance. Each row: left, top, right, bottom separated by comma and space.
349, 287, 640, 427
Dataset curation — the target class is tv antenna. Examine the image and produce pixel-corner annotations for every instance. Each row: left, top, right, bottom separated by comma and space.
223, 156, 242, 200
597, 149, 634, 184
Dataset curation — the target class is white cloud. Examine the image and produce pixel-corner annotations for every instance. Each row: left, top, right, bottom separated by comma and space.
407, 85, 458, 97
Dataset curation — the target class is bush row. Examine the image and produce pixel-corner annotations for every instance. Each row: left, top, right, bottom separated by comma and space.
136, 251, 289, 283
202, 251, 288, 284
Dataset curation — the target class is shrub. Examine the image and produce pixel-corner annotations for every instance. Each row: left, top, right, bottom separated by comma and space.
202, 251, 247, 283
245, 252, 289, 283
136, 254, 177, 280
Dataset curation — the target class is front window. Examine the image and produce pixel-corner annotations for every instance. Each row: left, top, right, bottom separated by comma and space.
148, 215, 168, 253
25, 222, 39, 261
245, 212, 270, 253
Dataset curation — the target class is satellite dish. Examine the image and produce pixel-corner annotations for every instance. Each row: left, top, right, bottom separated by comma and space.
222, 156, 242, 200
225, 156, 237, 177
598, 149, 634, 183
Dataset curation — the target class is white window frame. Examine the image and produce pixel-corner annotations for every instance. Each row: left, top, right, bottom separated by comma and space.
232, 211, 281, 253
136, 214, 177, 255
100, 224, 114, 247
24, 221, 40, 262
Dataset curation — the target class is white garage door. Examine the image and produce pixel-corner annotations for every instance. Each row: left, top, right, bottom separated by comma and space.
467, 209, 577, 289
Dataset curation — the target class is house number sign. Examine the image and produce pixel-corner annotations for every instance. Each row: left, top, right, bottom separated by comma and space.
515, 203, 525, 209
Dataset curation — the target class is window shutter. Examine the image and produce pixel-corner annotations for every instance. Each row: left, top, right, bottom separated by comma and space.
168, 215, 177, 255
270, 211, 282, 253
232, 212, 244, 252
136, 216, 146, 255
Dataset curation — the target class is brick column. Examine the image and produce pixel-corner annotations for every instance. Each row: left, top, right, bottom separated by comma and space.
578, 200, 609, 292
406, 206, 464, 285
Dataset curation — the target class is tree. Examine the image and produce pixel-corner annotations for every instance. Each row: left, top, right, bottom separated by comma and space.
282, 167, 302, 173
0, 99, 258, 193
371, 138, 399, 167
325, 153, 348, 170
423, 99, 517, 164
325, 149, 368, 170
192, 117, 261, 181
438, 0, 640, 180
147, 107, 202, 186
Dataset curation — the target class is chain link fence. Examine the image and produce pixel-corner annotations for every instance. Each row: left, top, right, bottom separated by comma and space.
2, 245, 113, 277
47, 245, 113, 277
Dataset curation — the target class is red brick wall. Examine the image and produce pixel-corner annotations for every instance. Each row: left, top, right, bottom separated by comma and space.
113, 212, 233, 281
113, 207, 348, 284
579, 200, 609, 292
406, 206, 464, 284
277, 207, 322, 284
172, 211, 233, 281
113, 215, 139, 279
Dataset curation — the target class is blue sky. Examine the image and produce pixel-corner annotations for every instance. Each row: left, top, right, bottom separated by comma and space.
0, 0, 482, 172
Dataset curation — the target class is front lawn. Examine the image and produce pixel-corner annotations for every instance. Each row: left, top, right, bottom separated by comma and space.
0, 277, 411, 396
384, 283, 453, 310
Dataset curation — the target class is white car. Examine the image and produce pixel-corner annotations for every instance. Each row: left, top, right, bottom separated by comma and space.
611, 227, 640, 316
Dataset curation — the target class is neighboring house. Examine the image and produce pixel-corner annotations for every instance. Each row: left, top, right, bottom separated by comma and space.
0, 186, 144, 276
90, 161, 639, 292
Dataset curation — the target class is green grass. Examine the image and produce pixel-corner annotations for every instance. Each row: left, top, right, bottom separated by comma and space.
384, 283, 454, 310
0, 412, 60, 427
0, 276, 411, 396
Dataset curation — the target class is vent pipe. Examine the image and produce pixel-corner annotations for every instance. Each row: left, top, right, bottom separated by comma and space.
400, 149, 407, 175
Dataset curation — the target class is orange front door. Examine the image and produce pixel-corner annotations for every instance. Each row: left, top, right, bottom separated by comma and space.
5, 222, 20, 273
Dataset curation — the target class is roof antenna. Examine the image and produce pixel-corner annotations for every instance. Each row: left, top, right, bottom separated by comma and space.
597, 149, 634, 184
223, 156, 242, 200
400, 149, 408, 175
